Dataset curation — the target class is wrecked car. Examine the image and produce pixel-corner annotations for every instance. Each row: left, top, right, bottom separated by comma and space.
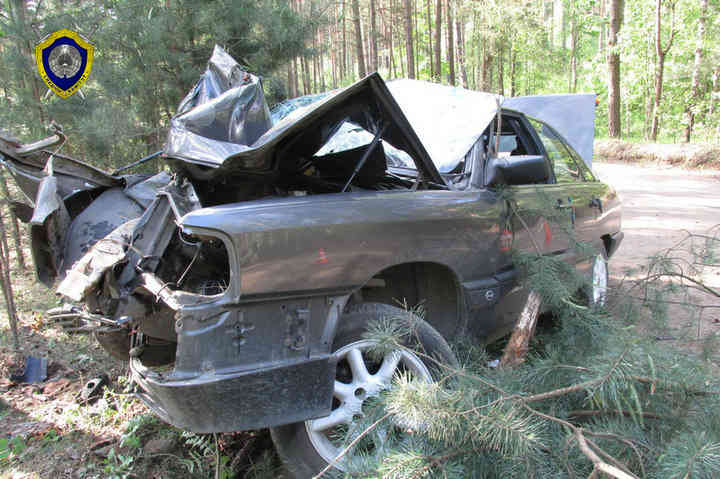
0, 46, 622, 476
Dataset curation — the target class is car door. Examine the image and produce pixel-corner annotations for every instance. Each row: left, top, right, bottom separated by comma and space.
492, 113, 572, 259
526, 117, 606, 267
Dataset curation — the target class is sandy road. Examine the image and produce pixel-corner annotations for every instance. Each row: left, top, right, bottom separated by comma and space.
593, 162, 720, 279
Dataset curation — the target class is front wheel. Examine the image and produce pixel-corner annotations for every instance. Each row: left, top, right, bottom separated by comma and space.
270, 303, 457, 478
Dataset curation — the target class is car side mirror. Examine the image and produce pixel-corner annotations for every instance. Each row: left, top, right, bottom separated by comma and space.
485, 155, 550, 187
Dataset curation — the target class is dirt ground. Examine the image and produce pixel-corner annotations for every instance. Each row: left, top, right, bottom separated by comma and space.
593, 161, 720, 278
594, 161, 720, 347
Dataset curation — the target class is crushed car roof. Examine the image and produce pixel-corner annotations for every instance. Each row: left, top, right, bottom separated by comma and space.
166, 46, 596, 177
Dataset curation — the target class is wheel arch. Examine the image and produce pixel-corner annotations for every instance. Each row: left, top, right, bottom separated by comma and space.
346, 261, 466, 340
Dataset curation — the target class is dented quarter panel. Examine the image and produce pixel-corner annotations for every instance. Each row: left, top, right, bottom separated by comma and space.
181, 188, 506, 300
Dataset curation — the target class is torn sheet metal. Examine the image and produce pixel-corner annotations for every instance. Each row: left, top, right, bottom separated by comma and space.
164, 45, 273, 167
123, 172, 173, 209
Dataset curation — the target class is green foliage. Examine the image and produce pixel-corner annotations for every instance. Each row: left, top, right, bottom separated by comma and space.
349, 191, 720, 478
0, 0, 314, 170
0, 435, 27, 462
102, 448, 136, 479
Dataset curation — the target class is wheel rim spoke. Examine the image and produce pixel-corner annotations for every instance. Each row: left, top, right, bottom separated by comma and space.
376, 351, 402, 384
310, 407, 351, 432
333, 380, 354, 402
347, 347, 371, 383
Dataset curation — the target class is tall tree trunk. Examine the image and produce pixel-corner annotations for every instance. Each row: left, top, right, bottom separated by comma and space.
456, 14, 468, 88
711, 67, 719, 116
607, 0, 624, 138
351, 0, 366, 78
446, 0, 455, 85
481, 40, 493, 91
427, 0, 434, 79
509, 47, 517, 97
434, 0, 442, 81
389, 0, 396, 78
650, 0, 677, 142
369, 0, 378, 72
293, 57, 300, 97
553, 0, 565, 48
0, 166, 26, 271
683, 0, 707, 142
0, 211, 19, 350
496, 40, 504, 95
403, 0, 415, 78
342, 0, 348, 80
301, 55, 310, 94
598, 0, 606, 55
568, 20, 578, 93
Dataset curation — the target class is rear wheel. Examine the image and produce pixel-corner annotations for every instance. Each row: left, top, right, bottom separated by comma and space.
270, 303, 457, 478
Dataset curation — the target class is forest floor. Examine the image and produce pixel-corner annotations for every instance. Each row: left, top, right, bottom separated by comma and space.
0, 160, 719, 478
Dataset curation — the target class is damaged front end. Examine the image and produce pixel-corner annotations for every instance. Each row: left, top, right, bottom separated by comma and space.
3, 44, 448, 432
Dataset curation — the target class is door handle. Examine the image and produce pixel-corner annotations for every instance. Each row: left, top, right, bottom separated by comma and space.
555, 198, 575, 226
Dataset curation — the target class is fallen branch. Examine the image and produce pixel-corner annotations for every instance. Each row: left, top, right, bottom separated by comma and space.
501, 290, 542, 367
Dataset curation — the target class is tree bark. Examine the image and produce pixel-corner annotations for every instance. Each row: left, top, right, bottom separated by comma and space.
403, 0, 415, 79
650, 0, 677, 142
509, 47, 517, 97
500, 291, 541, 368
352, 0, 366, 78
553, 0, 565, 48
427, 0, 434, 79
0, 169, 25, 271
446, 0, 455, 85
496, 40, 504, 95
434, 0, 442, 81
369, 0, 378, 72
683, 0, 707, 142
389, 0, 396, 78
0, 209, 20, 350
568, 18, 578, 93
456, 14, 468, 88
341, 0, 348, 80
711, 67, 719, 116
607, 0, 624, 138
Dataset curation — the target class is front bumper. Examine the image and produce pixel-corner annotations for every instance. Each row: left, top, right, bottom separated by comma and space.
131, 355, 335, 433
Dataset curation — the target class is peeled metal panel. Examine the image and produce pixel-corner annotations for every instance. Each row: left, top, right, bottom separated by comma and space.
503, 94, 596, 167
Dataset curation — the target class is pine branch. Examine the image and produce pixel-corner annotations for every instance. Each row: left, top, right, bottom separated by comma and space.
569, 410, 663, 420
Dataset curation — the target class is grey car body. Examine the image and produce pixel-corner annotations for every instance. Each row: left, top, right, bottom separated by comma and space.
0, 46, 621, 434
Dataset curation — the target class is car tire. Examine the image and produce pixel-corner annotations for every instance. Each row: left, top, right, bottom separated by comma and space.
270, 302, 457, 479
589, 251, 609, 307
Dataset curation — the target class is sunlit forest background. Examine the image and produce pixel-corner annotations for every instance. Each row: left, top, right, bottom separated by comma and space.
1, 0, 718, 170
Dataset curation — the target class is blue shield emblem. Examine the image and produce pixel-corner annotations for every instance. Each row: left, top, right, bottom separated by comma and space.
36, 29, 94, 99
